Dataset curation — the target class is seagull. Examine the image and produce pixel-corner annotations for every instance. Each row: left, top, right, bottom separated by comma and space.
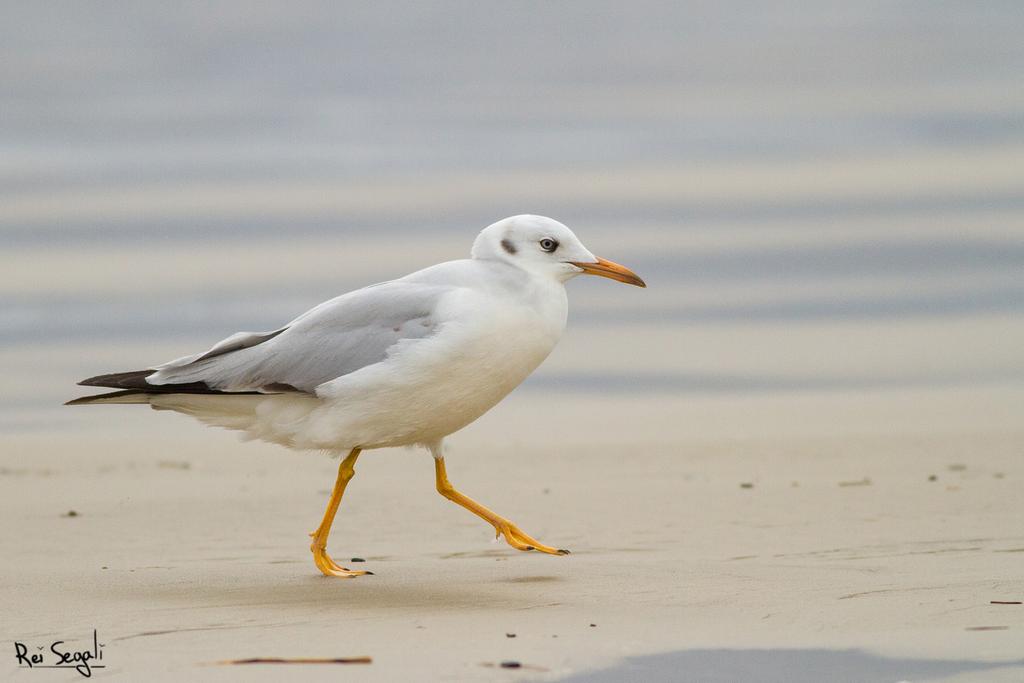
69, 215, 645, 577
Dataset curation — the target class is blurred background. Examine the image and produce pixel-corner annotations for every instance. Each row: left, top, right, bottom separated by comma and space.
2, 1, 1023, 433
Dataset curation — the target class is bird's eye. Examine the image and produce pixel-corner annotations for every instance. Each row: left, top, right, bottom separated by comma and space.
539, 238, 559, 252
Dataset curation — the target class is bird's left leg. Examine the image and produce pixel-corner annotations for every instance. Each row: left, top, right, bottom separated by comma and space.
309, 448, 372, 578
434, 456, 569, 555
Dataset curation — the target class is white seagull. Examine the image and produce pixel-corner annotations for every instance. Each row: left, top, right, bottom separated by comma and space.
70, 215, 645, 577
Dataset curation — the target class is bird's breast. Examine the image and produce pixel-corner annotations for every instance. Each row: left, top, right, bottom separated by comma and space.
317, 287, 566, 447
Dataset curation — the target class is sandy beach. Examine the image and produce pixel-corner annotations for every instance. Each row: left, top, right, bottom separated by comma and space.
3, 332, 1024, 680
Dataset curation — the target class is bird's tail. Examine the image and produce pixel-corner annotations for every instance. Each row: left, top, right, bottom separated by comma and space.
65, 390, 153, 406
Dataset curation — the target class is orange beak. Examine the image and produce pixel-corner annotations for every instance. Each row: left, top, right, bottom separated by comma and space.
569, 256, 646, 288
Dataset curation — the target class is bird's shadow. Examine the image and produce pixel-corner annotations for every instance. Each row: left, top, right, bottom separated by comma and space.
95, 565, 566, 613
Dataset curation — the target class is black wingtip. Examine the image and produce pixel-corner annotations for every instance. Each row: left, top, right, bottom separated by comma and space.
74, 371, 256, 396
77, 370, 154, 390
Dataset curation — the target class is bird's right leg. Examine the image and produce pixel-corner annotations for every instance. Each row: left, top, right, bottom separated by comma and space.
433, 456, 570, 555
309, 448, 372, 578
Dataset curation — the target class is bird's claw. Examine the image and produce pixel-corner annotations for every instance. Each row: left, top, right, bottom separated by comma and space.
494, 522, 570, 556
310, 540, 373, 578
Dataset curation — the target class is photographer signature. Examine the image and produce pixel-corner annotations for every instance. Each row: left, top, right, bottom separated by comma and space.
13, 630, 105, 678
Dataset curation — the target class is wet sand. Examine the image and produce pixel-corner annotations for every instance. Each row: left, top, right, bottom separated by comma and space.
3, 372, 1023, 680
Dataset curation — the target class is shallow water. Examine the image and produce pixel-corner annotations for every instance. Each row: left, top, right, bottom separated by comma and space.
557, 649, 1024, 683
2, 0, 1023, 535
3, 5, 1024, 428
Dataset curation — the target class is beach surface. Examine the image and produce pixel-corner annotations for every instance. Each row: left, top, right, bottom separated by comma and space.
3, 332, 1023, 681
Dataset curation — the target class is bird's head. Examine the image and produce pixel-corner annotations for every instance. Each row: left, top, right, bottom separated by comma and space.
471, 215, 646, 287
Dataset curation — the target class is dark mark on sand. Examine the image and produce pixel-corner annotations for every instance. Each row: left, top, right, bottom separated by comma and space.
220, 657, 372, 665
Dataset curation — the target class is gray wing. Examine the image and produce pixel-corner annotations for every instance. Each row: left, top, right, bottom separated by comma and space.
147, 279, 450, 393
